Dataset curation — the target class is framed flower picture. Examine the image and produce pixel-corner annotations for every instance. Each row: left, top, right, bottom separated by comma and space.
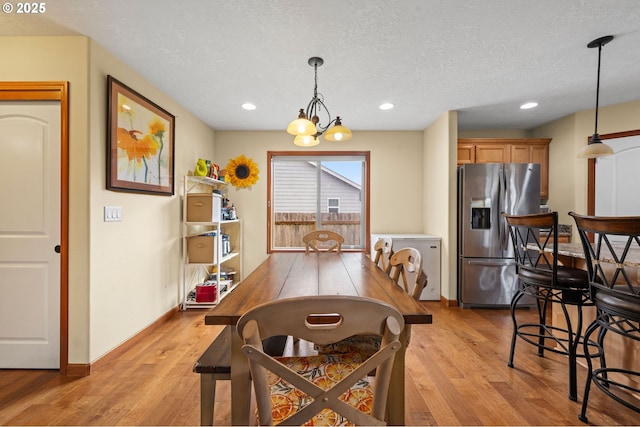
107, 75, 175, 195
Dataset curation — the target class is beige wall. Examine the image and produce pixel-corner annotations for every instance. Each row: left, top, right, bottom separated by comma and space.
214, 131, 424, 275
423, 111, 458, 300
216, 121, 462, 302
2, 36, 216, 364
4, 35, 639, 366
430, 101, 640, 302
87, 40, 216, 361
532, 99, 640, 231
150, 98, 640, 345
457, 101, 640, 301
1, 36, 92, 363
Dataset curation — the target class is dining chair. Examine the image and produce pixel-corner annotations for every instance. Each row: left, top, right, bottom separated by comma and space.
237, 295, 404, 426
386, 247, 426, 301
503, 211, 595, 401
569, 212, 640, 422
317, 247, 426, 355
302, 229, 344, 254
373, 237, 393, 271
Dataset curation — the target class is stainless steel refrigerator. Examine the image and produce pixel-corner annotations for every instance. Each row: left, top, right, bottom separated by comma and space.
458, 163, 540, 307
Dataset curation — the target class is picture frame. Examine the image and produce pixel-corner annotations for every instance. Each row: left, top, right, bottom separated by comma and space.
107, 75, 175, 195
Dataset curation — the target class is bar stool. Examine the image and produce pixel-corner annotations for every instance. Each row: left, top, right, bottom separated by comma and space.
503, 211, 595, 401
570, 212, 640, 422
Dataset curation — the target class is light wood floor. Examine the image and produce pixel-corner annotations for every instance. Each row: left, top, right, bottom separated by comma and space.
1, 302, 638, 426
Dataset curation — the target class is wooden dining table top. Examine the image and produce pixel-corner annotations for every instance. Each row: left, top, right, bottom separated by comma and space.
204, 251, 433, 326
204, 251, 432, 425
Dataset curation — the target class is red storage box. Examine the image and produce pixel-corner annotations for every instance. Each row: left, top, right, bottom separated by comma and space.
196, 284, 217, 302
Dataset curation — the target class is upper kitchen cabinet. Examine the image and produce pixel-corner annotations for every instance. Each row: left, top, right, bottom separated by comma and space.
457, 143, 476, 164
475, 143, 511, 163
458, 138, 551, 199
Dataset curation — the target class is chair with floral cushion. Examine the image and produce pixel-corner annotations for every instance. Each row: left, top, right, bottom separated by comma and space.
316, 248, 425, 355
237, 295, 403, 426
373, 237, 393, 272
303, 230, 344, 254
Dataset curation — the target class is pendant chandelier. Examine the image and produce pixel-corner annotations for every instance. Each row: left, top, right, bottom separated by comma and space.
577, 35, 615, 159
287, 57, 352, 147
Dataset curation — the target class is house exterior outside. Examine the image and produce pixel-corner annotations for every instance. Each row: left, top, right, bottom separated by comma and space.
272, 161, 362, 248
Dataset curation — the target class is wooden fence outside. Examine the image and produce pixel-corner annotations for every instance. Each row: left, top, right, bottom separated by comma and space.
273, 212, 362, 248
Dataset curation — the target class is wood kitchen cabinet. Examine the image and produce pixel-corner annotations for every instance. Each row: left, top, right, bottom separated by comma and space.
475, 143, 511, 163
458, 138, 551, 199
457, 143, 475, 164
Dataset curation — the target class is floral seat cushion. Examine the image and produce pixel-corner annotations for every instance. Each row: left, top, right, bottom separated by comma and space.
315, 335, 381, 356
264, 353, 374, 426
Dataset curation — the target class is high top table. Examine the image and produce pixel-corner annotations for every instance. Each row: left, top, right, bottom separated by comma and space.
204, 251, 433, 425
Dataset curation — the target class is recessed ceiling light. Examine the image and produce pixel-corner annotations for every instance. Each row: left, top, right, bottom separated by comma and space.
242, 103, 256, 110
520, 102, 538, 110
379, 103, 394, 110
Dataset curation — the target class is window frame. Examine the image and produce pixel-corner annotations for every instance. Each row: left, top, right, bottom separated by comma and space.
267, 151, 370, 254
327, 197, 340, 213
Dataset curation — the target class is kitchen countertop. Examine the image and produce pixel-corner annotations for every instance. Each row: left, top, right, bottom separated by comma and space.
556, 242, 640, 268
540, 224, 572, 238
555, 242, 586, 258
529, 241, 640, 267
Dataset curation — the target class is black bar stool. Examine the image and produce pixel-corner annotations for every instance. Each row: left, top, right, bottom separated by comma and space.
503, 211, 597, 401
570, 212, 640, 423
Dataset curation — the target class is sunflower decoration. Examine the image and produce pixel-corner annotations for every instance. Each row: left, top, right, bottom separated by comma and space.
225, 155, 259, 188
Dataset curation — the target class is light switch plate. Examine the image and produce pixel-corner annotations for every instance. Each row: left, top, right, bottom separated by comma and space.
104, 206, 123, 222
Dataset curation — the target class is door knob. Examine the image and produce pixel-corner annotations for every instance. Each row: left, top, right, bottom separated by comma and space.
54, 245, 61, 253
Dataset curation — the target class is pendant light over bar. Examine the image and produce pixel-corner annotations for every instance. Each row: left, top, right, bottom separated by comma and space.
577, 35, 615, 159
287, 57, 352, 146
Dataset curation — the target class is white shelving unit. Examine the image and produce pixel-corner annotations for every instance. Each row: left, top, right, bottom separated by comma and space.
182, 175, 242, 310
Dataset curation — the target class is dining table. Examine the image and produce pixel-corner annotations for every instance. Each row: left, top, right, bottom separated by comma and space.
204, 251, 433, 426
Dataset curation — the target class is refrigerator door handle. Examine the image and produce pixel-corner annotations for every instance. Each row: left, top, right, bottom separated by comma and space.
501, 220, 509, 251
499, 167, 507, 251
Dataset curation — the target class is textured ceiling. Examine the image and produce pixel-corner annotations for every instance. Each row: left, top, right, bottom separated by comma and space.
2, 0, 640, 132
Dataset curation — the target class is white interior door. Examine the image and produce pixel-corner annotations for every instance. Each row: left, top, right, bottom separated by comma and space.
0, 101, 61, 368
595, 135, 640, 216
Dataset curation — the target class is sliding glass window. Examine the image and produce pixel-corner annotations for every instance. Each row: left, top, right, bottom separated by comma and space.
268, 152, 369, 252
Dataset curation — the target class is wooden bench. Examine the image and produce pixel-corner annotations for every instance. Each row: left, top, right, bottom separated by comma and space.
193, 326, 287, 425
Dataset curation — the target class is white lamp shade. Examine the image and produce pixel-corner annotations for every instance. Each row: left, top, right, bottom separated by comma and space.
577, 142, 614, 159
324, 124, 352, 142
293, 134, 320, 147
